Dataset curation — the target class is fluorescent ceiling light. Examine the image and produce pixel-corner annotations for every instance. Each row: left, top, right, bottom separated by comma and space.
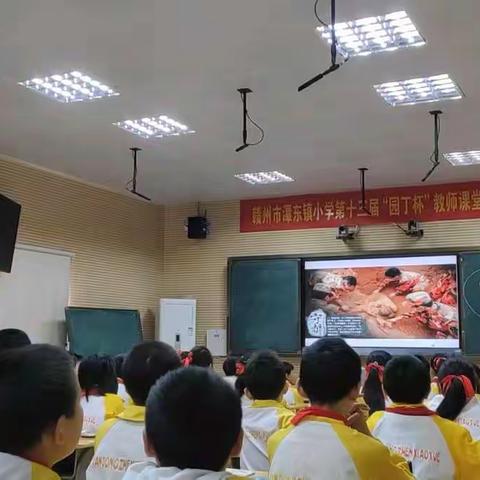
444, 151, 480, 166
114, 115, 195, 139
317, 11, 425, 57
374, 74, 464, 106
235, 171, 294, 185
18, 71, 118, 103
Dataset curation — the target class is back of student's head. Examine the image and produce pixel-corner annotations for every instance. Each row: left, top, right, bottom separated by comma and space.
114, 354, 126, 380
189, 346, 213, 367
430, 354, 447, 376
0, 344, 81, 458
244, 350, 286, 400
384, 356, 430, 404
283, 361, 294, 376
78, 355, 118, 399
0, 328, 31, 352
123, 341, 181, 406
363, 350, 392, 414
146, 367, 241, 471
300, 338, 361, 404
437, 358, 477, 421
223, 356, 237, 376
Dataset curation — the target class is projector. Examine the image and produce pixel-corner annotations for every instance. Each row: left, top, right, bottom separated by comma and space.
336, 225, 360, 241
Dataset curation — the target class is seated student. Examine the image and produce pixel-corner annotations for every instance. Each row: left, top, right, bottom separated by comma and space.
113, 354, 130, 404
123, 366, 242, 480
268, 338, 413, 479
78, 355, 124, 436
427, 353, 447, 402
368, 355, 480, 479
87, 341, 181, 480
362, 350, 392, 415
222, 356, 238, 387
436, 358, 480, 440
240, 351, 293, 471
0, 344, 83, 479
0, 328, 31, 351
282, 361, 307, 408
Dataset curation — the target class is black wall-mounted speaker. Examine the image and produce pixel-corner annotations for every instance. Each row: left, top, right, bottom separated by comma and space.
187, 216, 208, 239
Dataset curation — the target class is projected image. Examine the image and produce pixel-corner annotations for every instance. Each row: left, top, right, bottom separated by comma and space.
304, 255, 459, 349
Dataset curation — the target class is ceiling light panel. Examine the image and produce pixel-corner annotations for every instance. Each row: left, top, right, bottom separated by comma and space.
18, 71, 118, 103
374, 74, 463, 106
235, 171, 294, 185
317, 11, 425, 57
444, 151, 480, 166
114, 116, 195, 139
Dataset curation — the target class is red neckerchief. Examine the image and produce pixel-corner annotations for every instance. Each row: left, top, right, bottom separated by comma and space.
441, 375, 476, 399
386, 405, 435, 416
291, 406, 347, 426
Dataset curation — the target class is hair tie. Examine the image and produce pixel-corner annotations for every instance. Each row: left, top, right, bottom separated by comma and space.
441, 374, 475, 399
235, 361, 245, 376
183, 351, 193, 367
365, 362, 384, 381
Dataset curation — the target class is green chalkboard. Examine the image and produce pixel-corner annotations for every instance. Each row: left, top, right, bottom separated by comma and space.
228, 258, 301, 354
459, 252, 480, 354
65, 307, 143, 357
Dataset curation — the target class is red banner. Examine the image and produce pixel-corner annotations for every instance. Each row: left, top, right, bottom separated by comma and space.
240, 181, 480, 232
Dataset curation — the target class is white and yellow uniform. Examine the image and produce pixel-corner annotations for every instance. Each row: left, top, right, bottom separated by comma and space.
80, 394, 124, 436
123, 462, 239, 480
86, 404, 152, 480
368, 403, 480, 479
116, 382, 131, 404
283, 386, 308, 409
0, 452, 59, 480
451, 396, 480, 440
240, 399, 294, 471
268, 407, 413, 480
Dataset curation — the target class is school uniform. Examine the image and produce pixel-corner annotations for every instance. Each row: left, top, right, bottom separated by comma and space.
451, 396, 480, 440
116, 382, 131, 404
86, 404, 152, 480
223, 376, 237, 388
240, 399, 294, 471
283, 386, 307, 408
368, 403, 480, 479
0, 452, 59, 480
268, 406, 413, 479
123, 462, 239, 480
80, 394, 124, 436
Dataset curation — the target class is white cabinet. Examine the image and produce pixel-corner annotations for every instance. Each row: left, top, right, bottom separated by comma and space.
158, 299, 196, 351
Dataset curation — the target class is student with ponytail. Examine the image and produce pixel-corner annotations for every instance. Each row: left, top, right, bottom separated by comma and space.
363, 350, 392, 414
436, 358, 480, 439
427, 353, 447, 401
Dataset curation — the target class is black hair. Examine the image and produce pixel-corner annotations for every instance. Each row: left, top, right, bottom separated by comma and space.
234, 374, 246, 399
223, 356, 237, 376
430, 354, 447, 375
189, 346, 213, 368
0, 344, 78, 455
146, 367, 241, 471
78, 355, 118, 400
474, 364, 480, 394
343, 276, 357, 287
283, 361, 294, 376
114, 354, 126, 379
311, 289, 330, 300
385, 267, 401, 278
300, 338, 361, 404
0, 329, 31, 351
244, 350, 286, 400
123, 341, 181, 406
363, 350, 392, 415
414, 354, 430, 374
437, 359, 477, 421
180, 351, 189, 361
383, 356, 430, 404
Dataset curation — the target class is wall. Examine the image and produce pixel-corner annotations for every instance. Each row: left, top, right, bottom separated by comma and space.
0, 157, 164, 339
163, 200, 480, 349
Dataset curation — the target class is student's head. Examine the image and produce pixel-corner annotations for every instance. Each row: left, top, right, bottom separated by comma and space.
223, 356, 237, 377
283, 361, 296, 384
244, 350, 286, 400
114, 354, 126, 380
363, 350, 392, 414
0, 328, 31, 352
78, 355, 118, 399
383, 356, 430, 404
437, 358, 477, 421
123, 341, 181, 406
342, 276, 357, 291
414, 354, 430, 374
189, 346, 213, 368
430, 354, 447, 376
0, 345, 83, 467
385, 267, 401, 280
145, 367, 242, 471
300, 338, 361, 411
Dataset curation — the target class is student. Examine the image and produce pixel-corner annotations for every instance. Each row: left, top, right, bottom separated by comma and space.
0, 344, 83, 479
0, 328, 31, 351
184, 346, 213, 368
268, 338, 413, 479
87, 341, 181, 480
368, 355, 480, 478
123, 367, 242, 480
222, 356, 238, 387
363, 350, 392, 415
114, 354, 130, 404
436, 358, 480, 439
282, 361, 307, 408
240, 351, 293, 471
78, 355, 124, 436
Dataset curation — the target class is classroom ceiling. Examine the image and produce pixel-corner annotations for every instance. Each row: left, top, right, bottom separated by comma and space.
1, 0, 479, 204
